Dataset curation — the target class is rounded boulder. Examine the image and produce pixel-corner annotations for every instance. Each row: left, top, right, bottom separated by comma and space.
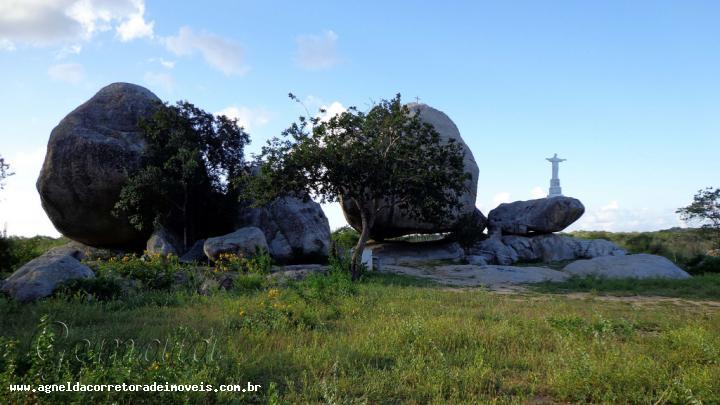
36, 82, 160, 248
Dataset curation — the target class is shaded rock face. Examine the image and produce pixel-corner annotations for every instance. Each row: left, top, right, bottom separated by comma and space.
367, 240, 465, 267
146, 227, 184, 256
237, 197, 330, 263
179, 239, 207, 264
203, 227, 269, 261
564, 254, 691, 280
37, 82, 161, 248
341, 103, 479, 240
488, 196, 585, 236
1, 251, 94, 302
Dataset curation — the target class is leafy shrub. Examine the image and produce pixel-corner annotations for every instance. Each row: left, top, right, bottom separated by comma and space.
687, 256, 720, 275
0, 235, 69, 273
91, 253, 181, 290
55, 277, 125, 301
213, 249, 272, 274
331, 226, 359, 251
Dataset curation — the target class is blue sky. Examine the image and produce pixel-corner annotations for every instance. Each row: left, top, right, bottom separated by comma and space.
1, 0, 719, 236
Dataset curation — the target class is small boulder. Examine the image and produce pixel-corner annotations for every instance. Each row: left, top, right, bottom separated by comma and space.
203, 227, 269, 261
466, 255, 489, 266
488, 196, 585, 236
471, 237, 518, 265
1, 251, 95, 302
564, 254, 691, 279
146, 227, 184, 256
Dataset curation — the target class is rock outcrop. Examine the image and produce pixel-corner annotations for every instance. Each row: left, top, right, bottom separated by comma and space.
470, 234, 626, 265
37, 82, 160, 248
341, 103, 480, 240
564, 254, 691, 279
203, 227, 269, 261
1, 251, 95, 302
488, 196, 585, 236
237, 196, 331, 263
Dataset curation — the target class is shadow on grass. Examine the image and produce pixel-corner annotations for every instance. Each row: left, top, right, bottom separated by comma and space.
530, 274, 720, 300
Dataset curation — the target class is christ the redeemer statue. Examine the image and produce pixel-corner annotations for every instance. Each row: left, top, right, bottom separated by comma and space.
546, 153, 566, 197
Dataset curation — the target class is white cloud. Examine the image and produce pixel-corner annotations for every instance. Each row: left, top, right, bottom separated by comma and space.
317, 101, 346, 122
143, 71, 174, 93
0, 0, 153, 48
492, 192, 512, 207
115, 1, 154, 42
530, 186, 545, 199
47, 63, 85, 83
0, 38, 15, 51
295, 30, 340, 70
159, 58, 175, 69
55, 43, 82, 59
164, 27, 248, 76
215, 106, 271, 131
0, 146, 60, 237
569, 200, 684, 232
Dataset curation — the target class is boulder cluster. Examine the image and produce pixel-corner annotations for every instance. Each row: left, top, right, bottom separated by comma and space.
35, 82, 332, 264
469, 196, 626, 265
0, 82, 691, 302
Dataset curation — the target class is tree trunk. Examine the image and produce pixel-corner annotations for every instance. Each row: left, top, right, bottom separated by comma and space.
351, 210, 372, 281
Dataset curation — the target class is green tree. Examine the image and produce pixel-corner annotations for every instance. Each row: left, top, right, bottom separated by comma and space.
0, 155, 14, 191
113, 101, 250, 249
677, 187, 720, 250
246, 94, 469, 280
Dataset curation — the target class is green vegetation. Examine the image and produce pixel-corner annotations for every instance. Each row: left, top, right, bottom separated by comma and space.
568, 228, 720, 274
0, 154, 12, 191
1, 267, 719, 403
247, 94, 469, 279
677, 187, 720, 250
113, 101, 250, 249
532, 274, 720, 300
0, 235, 70, 275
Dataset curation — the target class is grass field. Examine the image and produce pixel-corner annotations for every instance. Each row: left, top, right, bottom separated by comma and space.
1, 269, 719, 404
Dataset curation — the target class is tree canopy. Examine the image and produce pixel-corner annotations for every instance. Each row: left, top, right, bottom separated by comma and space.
0, 155, 13, 191
677, 187, 720, 249
113, 101, 250, 249
246, 94, 469, 279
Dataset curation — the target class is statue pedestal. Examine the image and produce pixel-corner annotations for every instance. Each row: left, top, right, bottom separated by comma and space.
548, 179, 563, 197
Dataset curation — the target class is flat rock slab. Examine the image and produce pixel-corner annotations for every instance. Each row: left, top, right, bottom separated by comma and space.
379, 264, 568, 287
564, 254, 691, 279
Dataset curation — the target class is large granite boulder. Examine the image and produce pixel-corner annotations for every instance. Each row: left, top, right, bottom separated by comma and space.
564, 254, 691, 280
341, 103, 480, 240
1, 251, 94, 302
203, 227, 269, 261
36, 83, 161, 248
237, 196, 330, 263
488, 196, 585, 236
